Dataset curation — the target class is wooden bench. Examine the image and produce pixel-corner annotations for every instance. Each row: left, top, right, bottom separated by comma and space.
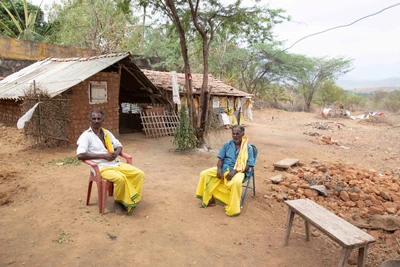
284, 199, 375, 267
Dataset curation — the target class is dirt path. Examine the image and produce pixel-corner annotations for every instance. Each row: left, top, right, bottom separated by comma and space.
0, 109, 399, 266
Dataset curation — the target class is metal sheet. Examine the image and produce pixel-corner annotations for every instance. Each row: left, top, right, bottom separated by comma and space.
0, 53, 130, 100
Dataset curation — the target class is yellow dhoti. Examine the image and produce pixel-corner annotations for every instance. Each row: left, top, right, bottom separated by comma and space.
100, 163, 144, 215
196, 167, 244, 217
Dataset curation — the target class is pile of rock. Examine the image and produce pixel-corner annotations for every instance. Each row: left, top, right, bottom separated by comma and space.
318, 135, 341, 145
266, 161, 400, 217
303, 133, 342, 146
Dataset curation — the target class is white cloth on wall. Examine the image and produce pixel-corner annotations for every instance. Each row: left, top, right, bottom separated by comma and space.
246, 105, 253, 121
212, 97, 220, 108
227, 97, 233, 110
235, 97, 243, 110
17, 102, 40, 129
220, 113, 230, 125
172, 71, 181, 104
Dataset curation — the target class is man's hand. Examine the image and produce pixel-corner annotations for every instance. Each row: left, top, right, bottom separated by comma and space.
103, 152, 117, 161
226, 170, 238, 180
217, 168, 223, 179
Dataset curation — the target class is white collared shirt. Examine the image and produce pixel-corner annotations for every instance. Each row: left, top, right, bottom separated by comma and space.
76, 127, 122, 170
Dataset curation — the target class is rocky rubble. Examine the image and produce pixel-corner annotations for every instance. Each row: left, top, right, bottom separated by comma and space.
265, 160, 400, 218
265, 160, 400, 265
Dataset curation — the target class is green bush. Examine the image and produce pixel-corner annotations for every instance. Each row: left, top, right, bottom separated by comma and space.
173, 105, 198, 151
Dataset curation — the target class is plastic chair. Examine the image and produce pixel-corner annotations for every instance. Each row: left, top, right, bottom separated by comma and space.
83, 152, 132, 214
241, 145, 258, 207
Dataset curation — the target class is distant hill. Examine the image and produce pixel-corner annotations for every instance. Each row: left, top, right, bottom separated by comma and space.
337, 77, 400, 93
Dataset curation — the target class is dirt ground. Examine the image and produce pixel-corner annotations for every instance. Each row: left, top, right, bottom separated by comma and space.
0, 108, 400, 267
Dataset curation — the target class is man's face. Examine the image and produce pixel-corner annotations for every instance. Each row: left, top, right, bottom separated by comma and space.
232, 127, 244, 145
90, 112, 104, 130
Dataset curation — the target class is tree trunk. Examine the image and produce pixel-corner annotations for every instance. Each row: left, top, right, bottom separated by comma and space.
197, 38, 210, 147
165, 0, 195, 125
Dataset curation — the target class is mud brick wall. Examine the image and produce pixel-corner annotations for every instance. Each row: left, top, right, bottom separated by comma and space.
0, 100, 22, 125
67, 72, 120, 144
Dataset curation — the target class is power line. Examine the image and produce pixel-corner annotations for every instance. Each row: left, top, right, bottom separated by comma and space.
283, 2, 400, 53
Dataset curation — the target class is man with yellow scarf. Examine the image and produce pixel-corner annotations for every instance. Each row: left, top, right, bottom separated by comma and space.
77, 110, 144, 215
196, 125, 255, 217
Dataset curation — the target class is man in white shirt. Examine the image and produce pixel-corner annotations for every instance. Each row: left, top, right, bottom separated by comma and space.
77, 109, 144, 215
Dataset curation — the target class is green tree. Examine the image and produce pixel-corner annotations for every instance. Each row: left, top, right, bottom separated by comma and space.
145, 0, 196, 130
233, 43, 291, 97
141, 24, 184, 71
283, 55, 353, 112
341, 91, 366, 111
382, 91, 400, 112
315, 80, 346, 106
0, 0, 50, 41
47, 0, 138, 51
370, 90, 388, 109
147, 0, 286, 147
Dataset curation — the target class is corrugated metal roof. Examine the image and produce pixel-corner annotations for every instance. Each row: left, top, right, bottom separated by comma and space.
142, 70, 253, 98
0, 53, 130, 100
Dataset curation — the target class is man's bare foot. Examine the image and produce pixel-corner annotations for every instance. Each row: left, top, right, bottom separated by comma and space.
199, 198, 216, 208
114, 202, 127, 215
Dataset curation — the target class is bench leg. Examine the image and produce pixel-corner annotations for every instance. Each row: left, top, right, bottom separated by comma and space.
284, 208, 295, 246
338, 247, 352, 267
305, 220, 310, 241
357, 244, 369, 267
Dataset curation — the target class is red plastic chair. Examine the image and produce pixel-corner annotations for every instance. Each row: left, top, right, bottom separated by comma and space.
83, 152, 132, 214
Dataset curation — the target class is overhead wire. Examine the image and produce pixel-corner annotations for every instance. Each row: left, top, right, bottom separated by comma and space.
282, 2, 400, 53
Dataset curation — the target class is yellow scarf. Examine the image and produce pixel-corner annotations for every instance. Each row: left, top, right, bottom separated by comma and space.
234, 136, 248, 173
102, 128, 114, 153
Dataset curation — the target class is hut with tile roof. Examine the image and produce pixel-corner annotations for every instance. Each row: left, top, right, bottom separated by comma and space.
142, 70, 254, 126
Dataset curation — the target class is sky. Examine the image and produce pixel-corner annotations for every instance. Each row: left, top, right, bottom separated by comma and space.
31, 0, 400, 81
264, 0, 400, 81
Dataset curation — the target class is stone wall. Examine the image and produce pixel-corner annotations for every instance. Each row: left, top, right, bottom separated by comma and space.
0, 99, 22, 125
0, 37, 100, 78
0, 37, 99, 60
67, 72, 120, 144
0, 58, 36, 78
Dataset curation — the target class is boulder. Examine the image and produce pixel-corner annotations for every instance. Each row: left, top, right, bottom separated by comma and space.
380, 191, 392, 201
275, 194, 284, 202
270, 174, 283, 184
390, 183, 400, 192
344, 201, 356, 207
289, 183, 299, 191
387, 207, 398, 214
340, 191, 350, 202
349, 214, 400, 231
349, 193, 359, 201
310, 185, 328, 197
369, 206, 384, 215
304, 189, 318, 198
356, 200, 366, 209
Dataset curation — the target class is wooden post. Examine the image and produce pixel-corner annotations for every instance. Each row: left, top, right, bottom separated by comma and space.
338, 247, 351, 267
33, 80, 42, 144
284, 208, 295, 246
357, 245, 369, 267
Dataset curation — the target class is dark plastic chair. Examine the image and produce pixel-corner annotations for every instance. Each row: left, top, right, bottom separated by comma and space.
83, 152, 132, 214
241, 144, 258, 207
